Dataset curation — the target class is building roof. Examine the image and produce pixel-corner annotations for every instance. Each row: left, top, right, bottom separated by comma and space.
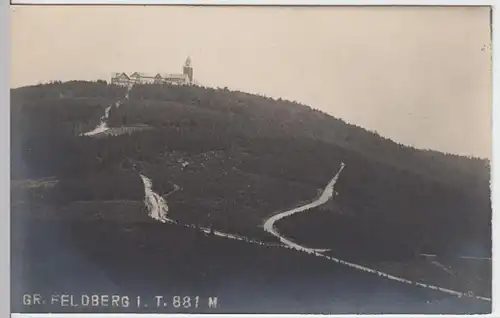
112, 69, 192, 82
162, 73, 188, 80
130, 72, 152, 78
113, 72, 130, 79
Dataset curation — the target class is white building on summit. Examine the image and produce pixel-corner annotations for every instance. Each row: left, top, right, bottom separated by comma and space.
111, 57, 194, 86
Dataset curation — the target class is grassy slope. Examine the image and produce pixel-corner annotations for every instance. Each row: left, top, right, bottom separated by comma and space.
11, 204, 490, 314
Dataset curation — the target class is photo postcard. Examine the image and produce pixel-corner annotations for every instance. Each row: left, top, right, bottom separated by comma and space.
10, 4, 493, 315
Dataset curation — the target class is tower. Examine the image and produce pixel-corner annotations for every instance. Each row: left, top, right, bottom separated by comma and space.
183, 56, 194, 84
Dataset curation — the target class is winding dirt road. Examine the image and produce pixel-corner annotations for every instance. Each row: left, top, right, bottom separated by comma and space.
82, 86, 131, 137
263, 162, 345, 253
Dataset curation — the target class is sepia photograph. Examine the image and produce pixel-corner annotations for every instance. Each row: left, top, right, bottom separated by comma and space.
10, 4, 493, 314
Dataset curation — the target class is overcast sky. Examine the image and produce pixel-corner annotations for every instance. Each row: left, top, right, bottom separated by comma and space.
11, 6, 492, 159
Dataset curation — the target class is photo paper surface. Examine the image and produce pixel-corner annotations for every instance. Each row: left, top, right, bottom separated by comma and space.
10, 5, 493, 314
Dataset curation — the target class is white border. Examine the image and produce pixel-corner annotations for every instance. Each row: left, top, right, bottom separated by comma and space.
7, 313, 500, 318
3, 0, 11, 317
492, 2, 498, 318
6, 1, 498, 318
7, 0, 499, 5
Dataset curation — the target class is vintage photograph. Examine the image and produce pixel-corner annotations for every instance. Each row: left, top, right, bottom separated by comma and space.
10, 5, 492, 314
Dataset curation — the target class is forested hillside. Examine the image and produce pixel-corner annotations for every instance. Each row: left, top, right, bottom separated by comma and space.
11, 81, 491, 287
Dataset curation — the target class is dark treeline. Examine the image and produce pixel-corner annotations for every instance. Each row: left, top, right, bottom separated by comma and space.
11, 80, 126, 101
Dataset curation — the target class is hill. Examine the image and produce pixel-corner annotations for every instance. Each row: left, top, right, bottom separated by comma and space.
10, 81, 492, 313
